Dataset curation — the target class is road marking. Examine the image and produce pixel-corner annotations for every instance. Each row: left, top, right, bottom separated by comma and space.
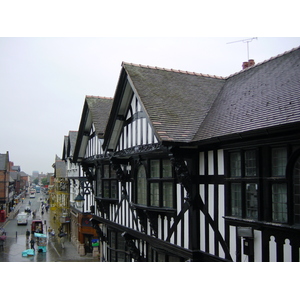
48, 239, 61, 257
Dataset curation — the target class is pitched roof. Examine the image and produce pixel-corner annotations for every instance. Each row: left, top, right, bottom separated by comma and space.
73, 96, 113, 161
193, 46, 300, 142
86, 96, 113, 138
0, 153, 8, 171
69, 131, 78, 156
122, 63, 225, 142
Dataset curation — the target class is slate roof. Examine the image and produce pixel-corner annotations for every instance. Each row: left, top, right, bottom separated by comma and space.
123, 63, 225, 142
86, 96, 113, 138
0, 153, 8, 171
193, 46, 300, 142
69, 131, 78, 156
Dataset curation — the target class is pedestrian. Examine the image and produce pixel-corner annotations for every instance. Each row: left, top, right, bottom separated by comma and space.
30, 238, 35, 250
60, 235, 65, 249
26, 229, 30, 240
48, 227, 52, 237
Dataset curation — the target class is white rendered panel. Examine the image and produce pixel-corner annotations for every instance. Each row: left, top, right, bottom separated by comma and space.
218, 149, 224, 175
229, 225, 237, 262
199, 152, 205, 175
218, 184, 225, 258
208, 151, 214, 175
269, 236, 276, 262
254, 230, 262, 262
209, 184, 214, 254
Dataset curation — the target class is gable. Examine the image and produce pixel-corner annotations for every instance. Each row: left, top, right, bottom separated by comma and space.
103, 63, 225, 151
117, 93, 158, 152
73, 96, 113, 162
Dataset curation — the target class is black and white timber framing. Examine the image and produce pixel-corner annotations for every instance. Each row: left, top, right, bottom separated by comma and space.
70, 46, 300, 262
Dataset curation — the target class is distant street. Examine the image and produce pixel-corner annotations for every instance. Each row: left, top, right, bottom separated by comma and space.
0, 192, 98, 262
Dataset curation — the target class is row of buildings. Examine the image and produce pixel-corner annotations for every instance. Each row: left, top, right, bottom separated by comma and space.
0, 152, 53, 222
0, 152, 30, 221
51, 46, 300, 262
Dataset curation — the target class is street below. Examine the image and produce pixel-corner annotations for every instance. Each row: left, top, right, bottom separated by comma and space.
0, 192, 99, 262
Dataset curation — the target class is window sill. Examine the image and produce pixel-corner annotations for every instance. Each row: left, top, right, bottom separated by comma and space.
224, 216, 300, 231
94, 196, 119, 204
131, 203, 176, 215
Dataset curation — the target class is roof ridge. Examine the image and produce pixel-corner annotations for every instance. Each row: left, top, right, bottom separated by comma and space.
227, 45, 300, 79
122, 61, 225, 79
85, 95, 113, 100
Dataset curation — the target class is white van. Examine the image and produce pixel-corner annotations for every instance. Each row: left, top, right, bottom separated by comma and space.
17, 212, 28, 225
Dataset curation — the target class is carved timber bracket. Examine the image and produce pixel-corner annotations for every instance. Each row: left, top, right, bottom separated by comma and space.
81, 164, 95, 194
95, 196, 118, 216
121, 232, 145, 262
90, 218, 107, 242
169, 152, 192, 202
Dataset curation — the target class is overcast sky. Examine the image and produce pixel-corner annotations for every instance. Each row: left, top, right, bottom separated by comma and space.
1, 37, 300, 175
0, 1, 299, 176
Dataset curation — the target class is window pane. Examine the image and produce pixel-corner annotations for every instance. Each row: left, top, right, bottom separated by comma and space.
163, 182, 173, 208
103, 181, 110, 198
111, 167, 117, 178
111, 180, 118, 199
246, 183, 258, 219
150, 183, 159, 206
272, 183, 287, 223
104, 165, 109, 178
245, 150, 256, 176
150, 160, 160, 178
137, 166, 147, 205
96, 168, 102, 196
294, 158, 300, 224
231, 183, 242, 217
272, 148, 287, 176
162, 160, 172, 178
230, 152, 241, 177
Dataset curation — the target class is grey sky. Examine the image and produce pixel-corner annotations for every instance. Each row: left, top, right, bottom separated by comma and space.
1, 37, 300, 175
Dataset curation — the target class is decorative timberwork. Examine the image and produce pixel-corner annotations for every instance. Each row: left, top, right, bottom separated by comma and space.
81, 163, 95, 194
90, 218, 107, 241
169, 152, 192, 202
121, 232, 145, 261
131, 204, 176, 237
95, 196, 118, 216
115, 143, 166, 158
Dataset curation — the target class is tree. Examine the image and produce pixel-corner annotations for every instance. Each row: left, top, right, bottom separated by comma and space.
33, 178, 39, 185
41, 177, 48, 186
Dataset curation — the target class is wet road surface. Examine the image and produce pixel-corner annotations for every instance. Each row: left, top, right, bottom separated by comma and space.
0, 194, 99, 262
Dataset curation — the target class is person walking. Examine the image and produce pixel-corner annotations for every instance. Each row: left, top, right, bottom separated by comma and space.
26, 229, 30, 240
30, 238, 35, 250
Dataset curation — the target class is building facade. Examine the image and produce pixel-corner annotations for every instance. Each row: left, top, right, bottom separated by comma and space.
66, 46, 300, 262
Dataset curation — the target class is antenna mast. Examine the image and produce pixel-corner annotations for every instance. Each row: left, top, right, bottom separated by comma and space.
227, 37, 257, 60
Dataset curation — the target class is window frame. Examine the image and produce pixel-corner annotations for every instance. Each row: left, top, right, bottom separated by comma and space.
227, 149, 259, 220
97, 163, 118, 200
135, 158, 176, 209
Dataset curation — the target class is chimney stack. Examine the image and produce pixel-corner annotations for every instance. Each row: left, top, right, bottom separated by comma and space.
242, 59, 255, 70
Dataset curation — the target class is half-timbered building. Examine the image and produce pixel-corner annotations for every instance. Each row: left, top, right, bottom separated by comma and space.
72, 95, 113, 255
82, 46, 300, 262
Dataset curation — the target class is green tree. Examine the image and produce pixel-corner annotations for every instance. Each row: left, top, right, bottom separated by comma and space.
33, 178, 39, 185
41, 177, 48, 186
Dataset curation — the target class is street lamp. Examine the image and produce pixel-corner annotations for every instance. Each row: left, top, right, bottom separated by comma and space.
74, 193, 85, 210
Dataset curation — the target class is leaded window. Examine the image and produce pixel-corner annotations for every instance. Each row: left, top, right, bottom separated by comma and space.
228, 149, 258, 220
136, 159, 175, 208
100, 164, 118, 199
293, 156, 300, 224
272, 183, 287, 223
137, 165, 147, 205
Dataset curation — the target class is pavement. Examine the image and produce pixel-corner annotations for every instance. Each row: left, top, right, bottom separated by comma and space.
0, 195, 99, 262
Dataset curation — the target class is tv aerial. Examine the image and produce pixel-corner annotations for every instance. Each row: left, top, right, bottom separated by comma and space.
227, 37, 257, 60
